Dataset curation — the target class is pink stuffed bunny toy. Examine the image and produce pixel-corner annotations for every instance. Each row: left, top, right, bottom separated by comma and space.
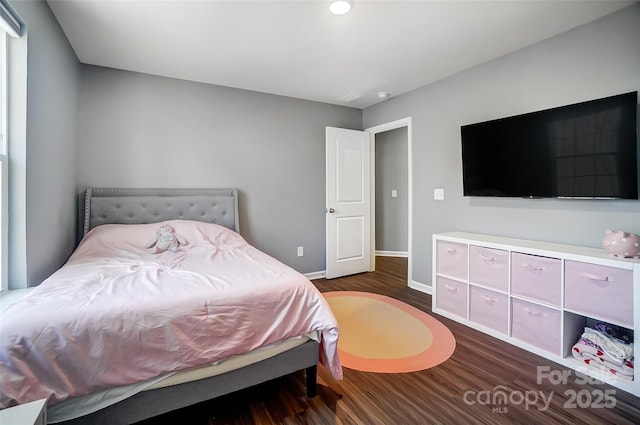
145, 224, 188, 253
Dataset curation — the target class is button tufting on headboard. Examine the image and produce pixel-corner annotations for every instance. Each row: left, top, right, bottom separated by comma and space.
83, 188, 239, 235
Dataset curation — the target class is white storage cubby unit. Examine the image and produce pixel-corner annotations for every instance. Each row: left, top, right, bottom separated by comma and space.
432, 231, 639, 396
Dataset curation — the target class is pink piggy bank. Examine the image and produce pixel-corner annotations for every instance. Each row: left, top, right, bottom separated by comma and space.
602, 230, 640, 258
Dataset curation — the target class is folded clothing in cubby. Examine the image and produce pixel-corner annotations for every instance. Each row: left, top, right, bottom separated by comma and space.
571, 322, 634, 381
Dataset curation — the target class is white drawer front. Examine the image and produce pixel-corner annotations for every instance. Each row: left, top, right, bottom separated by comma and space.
436, 241, 468, 280
511, 298, 562, 355
511, 252, 561, 306
435, 276, 468, 319
469, 285, 509, 334
469, 245, 509, 291
564, 260, 633, 327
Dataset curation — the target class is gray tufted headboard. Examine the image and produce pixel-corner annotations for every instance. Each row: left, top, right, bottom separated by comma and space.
83, 188, 240, 235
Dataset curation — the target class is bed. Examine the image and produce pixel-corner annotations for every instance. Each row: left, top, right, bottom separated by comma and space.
0, 188, 342, 424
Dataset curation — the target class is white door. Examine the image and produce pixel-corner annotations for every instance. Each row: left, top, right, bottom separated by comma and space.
325, 127, 372, 279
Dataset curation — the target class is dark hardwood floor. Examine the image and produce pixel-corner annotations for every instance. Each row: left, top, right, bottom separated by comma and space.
144, 257, 640, 425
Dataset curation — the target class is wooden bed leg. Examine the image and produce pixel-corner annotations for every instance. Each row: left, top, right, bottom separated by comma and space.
305, 365, 317, 398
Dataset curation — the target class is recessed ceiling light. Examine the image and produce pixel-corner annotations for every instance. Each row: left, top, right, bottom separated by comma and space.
329, 0, 353, 15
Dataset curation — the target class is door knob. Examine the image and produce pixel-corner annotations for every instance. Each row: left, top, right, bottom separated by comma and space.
326, 208, 335, 213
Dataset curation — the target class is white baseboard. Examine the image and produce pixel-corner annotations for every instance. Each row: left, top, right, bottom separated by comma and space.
375, 250, 409, 257
409, 280, 432, 295
304, 271, 326, 280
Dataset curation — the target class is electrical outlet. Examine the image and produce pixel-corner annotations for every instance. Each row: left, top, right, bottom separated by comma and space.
434, 188, 445, 201
391, 189, 398, 198
297, 246, 304, 257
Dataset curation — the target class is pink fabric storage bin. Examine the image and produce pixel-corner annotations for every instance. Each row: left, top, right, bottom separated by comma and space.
511, 252, 561, 306
435, 276, 468, 319
511, 298, 561, 355
469, 285, 508, 334
564, 261, 633, 327
436, 241, 468, 280
469, 245, 509, 291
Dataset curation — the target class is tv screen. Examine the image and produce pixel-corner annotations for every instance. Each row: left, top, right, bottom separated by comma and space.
461, 92, 638, 199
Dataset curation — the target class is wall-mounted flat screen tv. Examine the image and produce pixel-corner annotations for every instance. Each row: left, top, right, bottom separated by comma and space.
461, 91, 638, 199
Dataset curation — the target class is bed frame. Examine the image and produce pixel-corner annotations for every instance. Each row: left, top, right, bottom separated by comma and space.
58, 188, 319, 425
83, 187, 241, 235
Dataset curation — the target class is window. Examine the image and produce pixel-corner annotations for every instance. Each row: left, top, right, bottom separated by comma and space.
0, 0, 24, 292
0, 29, 7, 293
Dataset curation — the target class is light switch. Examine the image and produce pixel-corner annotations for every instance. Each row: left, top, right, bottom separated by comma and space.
434, 188, 445, 200
391, 189, 398, 198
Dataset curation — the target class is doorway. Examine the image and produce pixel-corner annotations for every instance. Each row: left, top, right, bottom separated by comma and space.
366, 118, 412, 286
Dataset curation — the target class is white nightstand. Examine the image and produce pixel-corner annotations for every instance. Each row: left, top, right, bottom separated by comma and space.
0, 399, 47, 425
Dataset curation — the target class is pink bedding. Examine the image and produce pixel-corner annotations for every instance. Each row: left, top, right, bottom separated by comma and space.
0, 220, 342, 409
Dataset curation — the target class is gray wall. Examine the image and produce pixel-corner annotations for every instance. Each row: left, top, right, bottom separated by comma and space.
364, 5, 640, 287
10, 2, 640, 287
9, 0, 79, 288
375, 127, 408, 253
77, 66, 362, 273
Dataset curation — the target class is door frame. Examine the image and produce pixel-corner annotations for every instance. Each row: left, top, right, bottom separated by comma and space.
365, 117, 413, 286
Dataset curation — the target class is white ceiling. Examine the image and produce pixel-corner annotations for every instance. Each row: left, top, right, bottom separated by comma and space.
46, 0, 635, 109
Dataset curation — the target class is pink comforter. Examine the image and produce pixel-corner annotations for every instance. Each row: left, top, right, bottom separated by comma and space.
0, 220, 342, 408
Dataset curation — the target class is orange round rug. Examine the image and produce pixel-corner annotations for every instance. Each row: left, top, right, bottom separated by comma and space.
324, 291, 456, 373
